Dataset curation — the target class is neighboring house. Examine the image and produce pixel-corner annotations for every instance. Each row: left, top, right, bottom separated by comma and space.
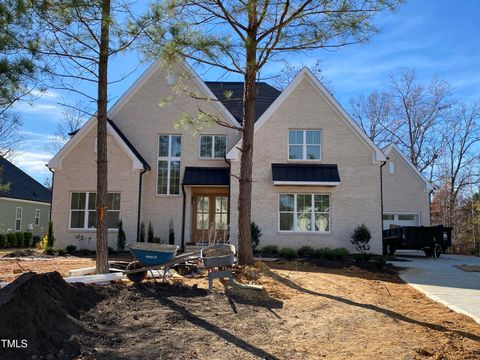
48, 60, 428, 254
0, 157, 51, 236
382, 144, 433, 230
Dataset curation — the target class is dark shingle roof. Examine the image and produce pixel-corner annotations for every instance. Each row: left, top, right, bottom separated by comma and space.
0, 157, 51, 203
183, 167, 230, 186
271, 164, 340, 184
205, 82, 281, 124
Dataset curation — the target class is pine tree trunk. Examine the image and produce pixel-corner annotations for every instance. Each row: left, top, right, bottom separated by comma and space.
96, 0, 111, 274
237, 3, 257, 265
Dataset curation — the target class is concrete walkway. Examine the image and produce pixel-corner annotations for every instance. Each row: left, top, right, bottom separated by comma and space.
389, 251, 480, 324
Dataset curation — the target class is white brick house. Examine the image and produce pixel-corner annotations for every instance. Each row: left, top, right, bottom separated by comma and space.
48, 61, 431, 254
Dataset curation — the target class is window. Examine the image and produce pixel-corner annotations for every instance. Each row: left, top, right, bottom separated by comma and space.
15, 207, 22, 231
389, 161, 396, 174
383, 214, 394, 221
69, 192, 121, 229
200, 135, 226, 158
196, 196, 209, 230
288, 130, 321, 160
398, 214, 415, 221
279, 194, 330, 233
34, 209, 40, 226
215, 196, 228, 230
158, 135, 181, 195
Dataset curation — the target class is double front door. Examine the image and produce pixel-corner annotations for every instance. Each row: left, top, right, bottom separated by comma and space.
191, 188, 229, 244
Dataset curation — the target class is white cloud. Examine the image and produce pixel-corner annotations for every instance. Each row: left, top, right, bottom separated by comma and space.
12, 151, 52, 178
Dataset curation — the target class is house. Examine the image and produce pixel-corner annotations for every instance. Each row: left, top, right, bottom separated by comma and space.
47, 61, 430, 254
382, 143, 433, 230
0, 157, 51, 236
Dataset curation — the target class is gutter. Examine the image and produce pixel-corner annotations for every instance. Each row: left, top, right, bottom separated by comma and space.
380, 159, 387, 255
136, 168, 147, 242
224, 157, 231, 239
47, 167, 55, 223
181, 184, 186, 252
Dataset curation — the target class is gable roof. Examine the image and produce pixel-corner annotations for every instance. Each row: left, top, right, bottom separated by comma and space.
0, 157, 51, 203
383, 143, 433, 192
205, 82, 281, 124
107, 60, 242, 130
48, 117, 149, 171
227, 68, 387, 163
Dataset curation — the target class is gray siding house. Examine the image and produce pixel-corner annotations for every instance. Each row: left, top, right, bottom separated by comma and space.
48, 61, 431, 254
0, 157, 51, 236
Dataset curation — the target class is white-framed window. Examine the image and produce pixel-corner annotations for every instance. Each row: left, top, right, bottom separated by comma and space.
15, 207, 22, 231
279, 193, 330, 233
382, 214, 394, 221
157, 135, 181, 195
389, 161, 396, 174
288, 130, 321, 160
69, 192, 121, 230
199, 135, 227, 158
398, 214, 415, 221
34, 209, 40, 226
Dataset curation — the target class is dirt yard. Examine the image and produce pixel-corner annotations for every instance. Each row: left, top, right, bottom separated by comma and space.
1, 256, 480, 359
0, 253, 95, 282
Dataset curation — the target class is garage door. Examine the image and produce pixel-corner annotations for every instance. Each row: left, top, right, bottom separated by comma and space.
383, 213, 420, 230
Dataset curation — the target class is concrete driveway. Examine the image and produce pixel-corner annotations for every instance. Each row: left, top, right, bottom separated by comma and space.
389, 251, 480, 324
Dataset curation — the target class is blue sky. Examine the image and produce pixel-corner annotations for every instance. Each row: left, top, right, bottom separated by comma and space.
11, 0, 480, 184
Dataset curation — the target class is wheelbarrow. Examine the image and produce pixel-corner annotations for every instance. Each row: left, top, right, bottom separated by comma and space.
125, 243, 200, 283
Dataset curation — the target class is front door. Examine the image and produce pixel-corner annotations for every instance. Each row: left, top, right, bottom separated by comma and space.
191, 188, 229, 244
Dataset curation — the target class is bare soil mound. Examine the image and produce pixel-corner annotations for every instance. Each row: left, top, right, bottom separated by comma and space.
0, 271, 104, 359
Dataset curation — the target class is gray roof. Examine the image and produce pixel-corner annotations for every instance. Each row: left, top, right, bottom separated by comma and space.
205, 82, 281, 124
0, 157, 51, 203
183, 167, 229, 186
271, 163, 340, 184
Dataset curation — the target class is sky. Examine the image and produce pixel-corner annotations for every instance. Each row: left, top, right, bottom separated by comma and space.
10, 0, 480, 184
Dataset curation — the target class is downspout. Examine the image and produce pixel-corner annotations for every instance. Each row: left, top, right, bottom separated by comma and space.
224, 157, 231, 240
380, 159, 387, 255
47, 167, 55, 223
136, 168, 147, 242
181, 184, 186, 252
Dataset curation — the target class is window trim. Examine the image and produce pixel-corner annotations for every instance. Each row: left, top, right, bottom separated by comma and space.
288, 129, 322, 161
68, 192, 121, 231
382, 212, 421, 225
34, 209, 40, 226
15, 207, 22, 231
157, 134, 182, 196
199, 134, 227, 159
278, 193, 331, 234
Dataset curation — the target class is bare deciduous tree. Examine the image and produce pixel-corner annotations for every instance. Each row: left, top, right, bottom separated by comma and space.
350, 90, 395, 148
434, 102, 480, 227
272, 59, 332, 92
47, 102, 88, 155
389, 69, 452, 180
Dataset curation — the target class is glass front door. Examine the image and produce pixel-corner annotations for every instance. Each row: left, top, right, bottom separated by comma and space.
191, 190, 229, 244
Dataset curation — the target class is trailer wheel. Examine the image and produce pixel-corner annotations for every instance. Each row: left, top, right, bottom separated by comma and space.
126, 261, 147, 283
387, 244, 396, 256
424, 248, 433, 257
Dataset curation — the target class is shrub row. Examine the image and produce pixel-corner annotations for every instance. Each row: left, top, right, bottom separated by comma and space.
261, 245, 349, 260
0, 232, 36, 248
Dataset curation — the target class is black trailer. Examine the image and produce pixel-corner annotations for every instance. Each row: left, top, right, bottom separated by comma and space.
382, 225, 453, 257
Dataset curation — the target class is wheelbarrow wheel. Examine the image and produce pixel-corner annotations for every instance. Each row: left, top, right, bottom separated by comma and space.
126, 261, 147, 283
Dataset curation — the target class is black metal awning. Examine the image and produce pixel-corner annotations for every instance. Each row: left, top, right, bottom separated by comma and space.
271, 163, 340, 186
182, 167, 230, 186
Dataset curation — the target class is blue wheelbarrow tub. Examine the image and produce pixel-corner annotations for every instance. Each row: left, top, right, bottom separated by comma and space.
127, 243, 179, 267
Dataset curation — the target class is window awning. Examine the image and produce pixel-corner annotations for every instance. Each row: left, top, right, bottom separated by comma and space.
271, 163, 340, 186
183, 167, 230, 186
